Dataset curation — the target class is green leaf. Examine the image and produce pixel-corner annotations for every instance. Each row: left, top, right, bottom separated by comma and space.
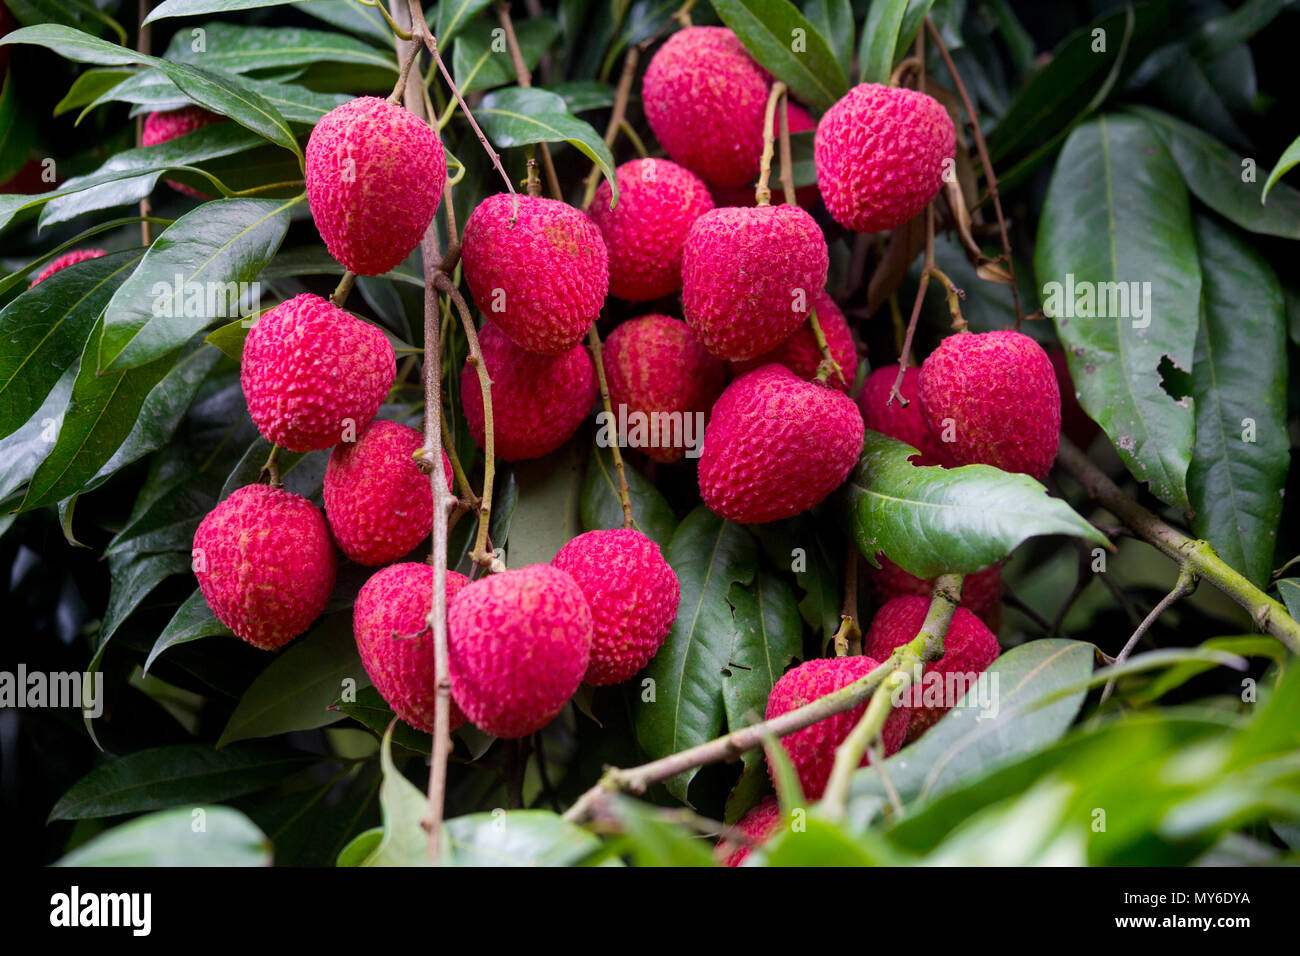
722, 573, 802, 735
0, 366, 75, 504
1187, 216, 1288, 589
760, 817, 895, 865
54, 806, 271, 866
93, 69, 350, 125
1125, 636, 1285, 704
444, 810, 604, 866
359, 723, 431, 866
841, 432, 1107, 579
452, 17, 560, 94
97, 196, 296, 372
896, 0, 940, 61
100, 550, 191, 645
53, 67, 132, 116
331, 686, 433, 754
217, 615, 370, 748
0, 69, 37, 183
579, 441, 678, 551
145, 0, 321, 23
49, 743, 315, 820
144, 587, 234, 673
550, 80, 615, 114
803, 0, 854, 79
753, 516, 843, 643
438, 0, 495, 48
1035, 113, 1200, 511
1278, 578, 1300, 622
855, 0, 908, 85
712, 0, 848, 111
604, 796, 716, 866
505, 437, 585, 567
1263, 133, 1300, 204
635, 506, 758, 803
300, 0, 395, 46
162, 21, 396, 74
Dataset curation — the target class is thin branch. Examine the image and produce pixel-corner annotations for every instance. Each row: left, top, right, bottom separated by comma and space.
890, 204, 936, 407
1100, 567, 1196, 703
494, 0, 562, 200
754, 81, 787, 206
587, 323, 633, 528
777, 89, 796, 206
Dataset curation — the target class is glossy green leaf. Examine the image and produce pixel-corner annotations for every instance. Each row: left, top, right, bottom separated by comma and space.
54, 806, 271, 866
713, 0, 847, 111
856, 0, 908, 85
505, 436, 585, 567
0, 367, 75, 505
145, 0, 319, 23
161, 22, 396, 74
722, 572, 802, 734
1263, 133, 1300, 204
803, 0, 854, 79
144, 587, 234, 673
331, 687, 433, 754
54, 68, 132, 115
444, 811, 604, 866
0, 69, 36, 183
438, 0, 495, 48
760, 817, 895, 865
604, 796, 716, 866
579, 441, 678, 551
452, 17, 560, 94
358, 724, 431, 866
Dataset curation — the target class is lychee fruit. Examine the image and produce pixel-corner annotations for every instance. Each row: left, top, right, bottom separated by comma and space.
1048, 347, 1100, 451
305, 96, 446, 276
729, 290, 856, 392
240, 293, 395, 452
710, 102, 820, 209
857, 364, 953, 466
461, 193, 608, 355
682, 204, 829, 361
551, 529, 681, 685
764, 656, 909, 800
323, 419, 452, 566
698, 365, 864, 524
588, 158, 714, 302
353, 562, 469, 733
601, 314, 726, 464
863, 595, 1000, 740
192, 484, 336, 650
28, 248, 107, 288
918, 330, 1061, 479
866, 557, 1002, 632
461, 320, 596, 461
642, 26, 770, 188
142, 106, 221, 198
716, 797, 783, 866
447, 565, 593, 738
814, 83, 955, 233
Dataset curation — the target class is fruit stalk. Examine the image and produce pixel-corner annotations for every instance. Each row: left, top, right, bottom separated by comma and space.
754, 81, 787, 206
889, 203, 936, 407
776, 89, 796, 206
586, 325, 634, 528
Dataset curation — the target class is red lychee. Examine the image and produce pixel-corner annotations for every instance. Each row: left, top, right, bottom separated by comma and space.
461, 193, 608, 355
866, 557, 1003, 633
461, 320, 596, 461
863, 595, 1000, 740
448, 565, 593, 738
353, 562, 469, 733
142, 106, 221, 198
764, 656, 909, 800
28, 249, 107, 288
305, 96, 446, 276
918, 330, 1061, 480
814, 83, 955, 233
192, 484, 336, 650
240, 293, 395, 452
588, 158, 714, 302
601, 314, 726, 464
642, 26, 770, 188
857, 364, 953, 466
716, 797, 783, 866
698, 365, 864, 524
729, 290, 856, 392
551, 529, 680, 685
323, 419, 452, 566
682, 204, 829, 361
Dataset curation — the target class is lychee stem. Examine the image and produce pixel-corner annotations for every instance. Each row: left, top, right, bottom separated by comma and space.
754, 81, 787, 207
586, 324, 635, 529
330, 270, 355, 307
581, 45, 639, 211
889, 204, 935, 408
810, 309, 848, 387
258, 443, 282, 488
776, 91, 796, 207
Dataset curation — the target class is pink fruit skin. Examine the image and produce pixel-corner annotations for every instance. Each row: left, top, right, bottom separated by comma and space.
682, 204, 829, 361
353, 562, 469, 733
866, 557, 1003, 632
642, 26, 770, 188
729, 290, 857, 392
448, 565, 593, 738
142, 106, 222, 198
552, 529, 681, 685
918, 330, 1061, 480
461, 193, 608, 355
324, 419, 452, 566
241, 293, 395, 452
602, 314, 726, 464
717, 797, 782, 866
28, 249, 107, 288
461, 320, 596, 461
815, 83, 955, 233
306, 96, 446, 276
698, 364, 864, 524
589, 158, 714, 301
764, 656, 909, 800
193, 484, 336, 650
857, 364, 954, 466
863, 595, 1000, 739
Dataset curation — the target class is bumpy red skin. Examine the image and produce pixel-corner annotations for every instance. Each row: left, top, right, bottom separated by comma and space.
241, 293, 395, 452
710, 103, 819, 209
866, 557, 1002, 632
1048, 347, 1100, 451
602, 314, 726, 464
729, 290, 856, 392
815, 83, 955, 233
682, 204, 829, 361
28, 249, 107, 288
461, 193, 608, 355
552, 529, 681, 685
142, 107, 222, 198
461, 320, 596, 461
857, 364, 953, 466
918, 330, 1061, 480
717, 796, 783, 866
193, 484, 336, 650
306, 96, 446, 276
642, 27, 770, 188
765, 656, 909, 800
699, 365, 864, 524
448, 565, 593, 738
863, 596, 1000, 740
353, 563, 469, 733
589, 158, 714, 302
323, 419, 452, 566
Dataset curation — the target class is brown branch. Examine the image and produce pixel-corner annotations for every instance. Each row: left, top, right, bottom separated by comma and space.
1099, 567, 1196, 703
587, 323, 633, 528
777, 89, 796, 206
889, 203, 936, 407
494, 0, 562, 200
